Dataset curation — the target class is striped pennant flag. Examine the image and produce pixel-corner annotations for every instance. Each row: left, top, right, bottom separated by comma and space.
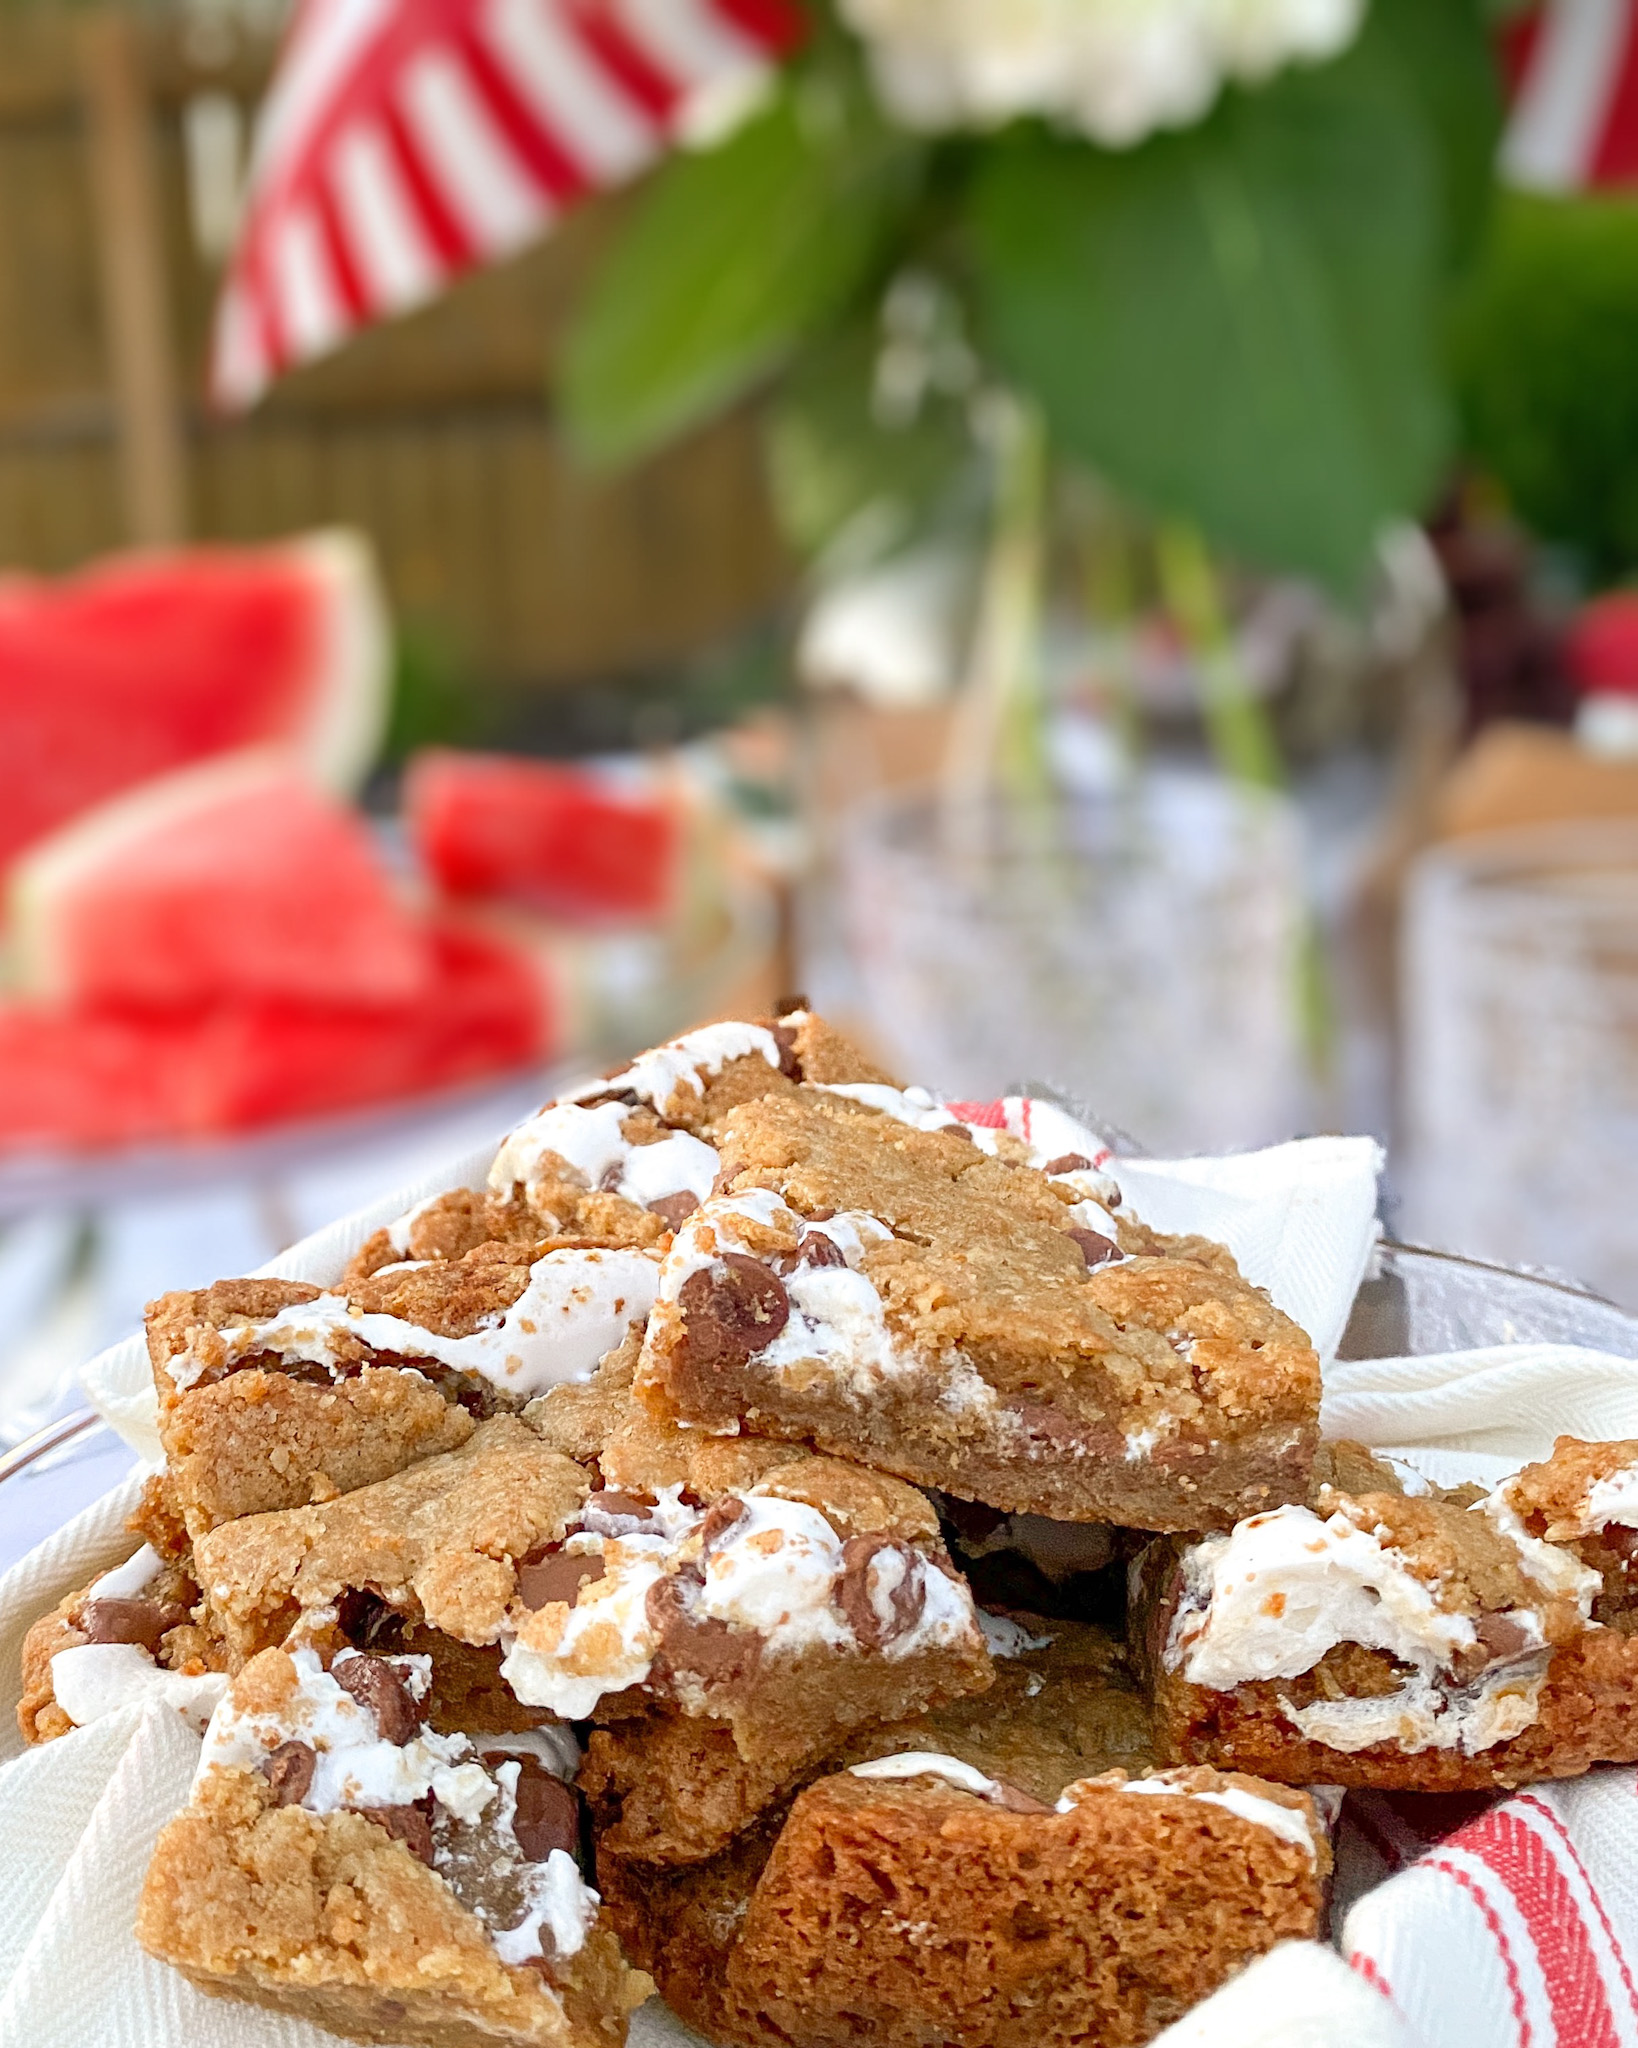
212, 0, 803, 410
1503, 0, 1638, 192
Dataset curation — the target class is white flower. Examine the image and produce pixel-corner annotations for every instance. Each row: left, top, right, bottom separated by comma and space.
838, 0, 1366, 147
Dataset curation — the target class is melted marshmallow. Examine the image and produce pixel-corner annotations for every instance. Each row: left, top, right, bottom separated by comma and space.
1172, 1503, 1493, 1690
1097, 1773, 1318, 1860
501, 1482, 978, 1718
815, 1084, 1121, 1226
563, 1021, 783, 1112
1171, 1498, 1598, 1757
173, 1247, 660, 1398
488, 1096, 719, 1212
850, 1752, 1003, 1800
490, 1847, 599, 1965
49, 1645, 227, 1732
199, 1648, 494, 1819
978, 1611, 1054, 1659
655, 1193, 1000, 1416
88, 1544, 164, 1601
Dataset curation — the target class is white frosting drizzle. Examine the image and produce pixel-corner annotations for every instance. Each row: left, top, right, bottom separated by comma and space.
170, 1247, 660, 1398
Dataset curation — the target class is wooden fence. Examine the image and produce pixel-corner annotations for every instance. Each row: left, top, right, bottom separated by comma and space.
0, 6, 788, 692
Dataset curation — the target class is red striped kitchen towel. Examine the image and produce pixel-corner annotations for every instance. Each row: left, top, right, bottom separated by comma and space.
211, 0, 802, 408
1340, 1772, 1638, 2047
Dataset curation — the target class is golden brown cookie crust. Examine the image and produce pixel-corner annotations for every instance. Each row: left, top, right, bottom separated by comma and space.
638, 1091, 1318, 1532
138, 1768, 646, 2048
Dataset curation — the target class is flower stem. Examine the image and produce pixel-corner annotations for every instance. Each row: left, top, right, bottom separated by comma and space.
1154, 520, 1283, 791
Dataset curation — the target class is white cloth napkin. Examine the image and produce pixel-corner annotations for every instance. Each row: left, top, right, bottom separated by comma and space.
76, 1123, 1386, 1461
13, 1334, 1638, 2047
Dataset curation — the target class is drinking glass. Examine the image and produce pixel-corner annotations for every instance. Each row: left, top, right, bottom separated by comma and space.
1400, 821, 1638, 1308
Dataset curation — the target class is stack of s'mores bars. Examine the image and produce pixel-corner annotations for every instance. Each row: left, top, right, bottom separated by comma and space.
22, 1009, 1638, 2048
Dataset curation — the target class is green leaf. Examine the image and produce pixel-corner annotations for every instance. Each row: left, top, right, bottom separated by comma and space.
561, 75, 921, 469
1361, 0, 1504, 272
1453, 190, 1638, 581
763, 322, 982, 561
972, 42, 1456, 589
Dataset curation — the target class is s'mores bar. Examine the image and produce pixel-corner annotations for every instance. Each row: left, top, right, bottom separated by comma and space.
600, 1615, 1325, 2048
503, 1450, 991, 1855
347, 1009, 894, 1281
149, 1240, 660, 1536
1139, 1447, 1638, 1788
192, 1415, 592, 1733
636, 1089, 1319, 1532
524, 1343, 995, 1861
1492, 1435, 1638, 1625
18, 1538, 230, 1745
138, 1647, 649, 2048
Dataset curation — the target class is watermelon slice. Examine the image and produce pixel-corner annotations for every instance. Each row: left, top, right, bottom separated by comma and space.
0, 917, 552, 1153
8, 750, 431, 1009
0, 529, 389, 871
406, 749, 681, 923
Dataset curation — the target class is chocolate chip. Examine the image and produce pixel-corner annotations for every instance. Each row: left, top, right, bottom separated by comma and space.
676, 1255, 790, 1373
358, 1802, 434, 1865
994, 1783, 1054, 1816
586, 1490, 655, 1522
1476, 1614, 1532, 1663
939, 1496, 1008, 1546
516, 1545, 607, 1612
1004, 1402, 1122, 1461
1043, 1153, 1093, 1176
645, 1571, 764, 1692
599, 1161, 625, 1192
333, 1653, 421, 1745
336, 1588, 407, 1652
1067, 1228, 1121, 1268
1008, 1900, 1053, 1940
261, 1740, 316, 1807
836, 1536, 927, 1653
697, 1496, 749, 1550
798, 1232, 847, 1269
76, 1597, 191, 1655
499, 1757, 581, 1863
770, 1021, 803, 1079
647, 1191, 700, 1231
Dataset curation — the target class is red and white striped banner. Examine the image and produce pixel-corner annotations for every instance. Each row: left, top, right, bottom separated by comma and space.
1503, 0, 1638, 191
211, 0, 802, 410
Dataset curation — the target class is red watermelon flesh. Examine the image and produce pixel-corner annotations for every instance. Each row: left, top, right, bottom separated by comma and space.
0, 917, 551, 1154
406, 749, 680, 923
9, 750, 431, 1009
0, 529, 388, 871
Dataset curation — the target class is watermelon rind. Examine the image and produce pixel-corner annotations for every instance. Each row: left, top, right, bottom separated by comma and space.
286, 528, 392, 795
5, 744, 413, 1004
